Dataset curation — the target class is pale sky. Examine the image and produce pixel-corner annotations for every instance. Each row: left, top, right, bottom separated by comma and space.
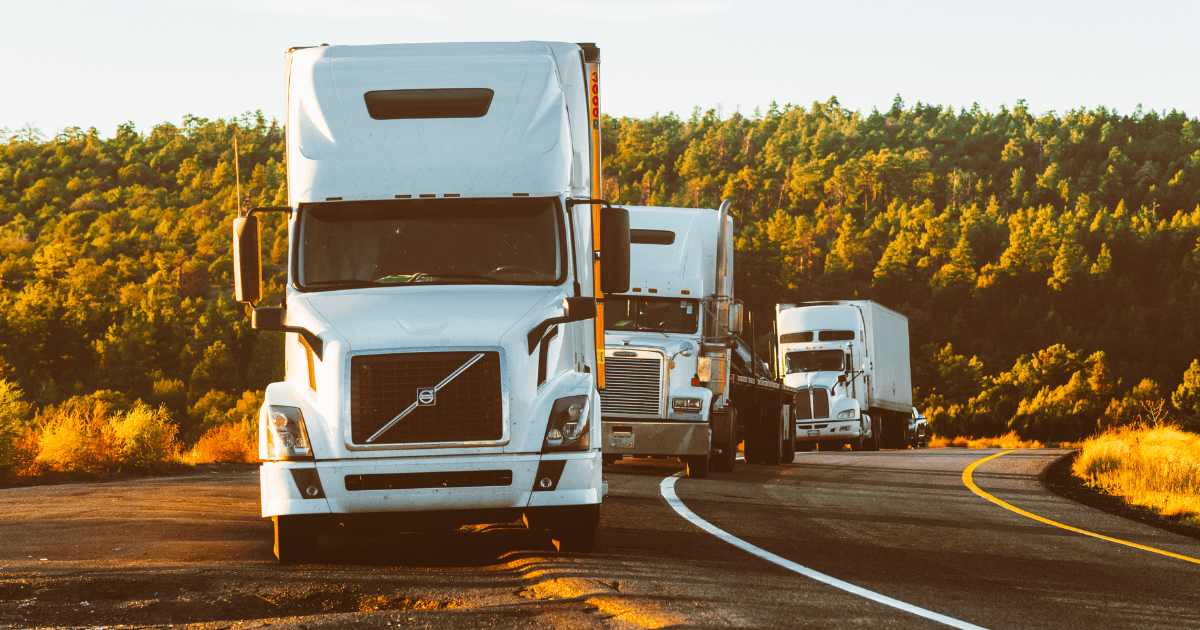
3, 0, 1197, 137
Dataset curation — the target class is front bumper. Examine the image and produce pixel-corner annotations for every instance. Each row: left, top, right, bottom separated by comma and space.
600, 420, 710, 456
794, 419, 862, 441
260, 451, 601, 518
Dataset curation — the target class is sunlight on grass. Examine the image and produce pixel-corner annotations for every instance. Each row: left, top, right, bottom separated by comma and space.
927, 431, 1044, 449
183, 420, 257, 464
1073, 424, 1200, 527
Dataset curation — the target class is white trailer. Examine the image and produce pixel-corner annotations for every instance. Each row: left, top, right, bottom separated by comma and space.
775, 301, 912, 450
599, 203, 799, 477
232, 42, 630, 561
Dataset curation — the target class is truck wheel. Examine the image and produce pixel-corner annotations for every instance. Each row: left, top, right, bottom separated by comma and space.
781, 407, 796, 464
684, 455, 709, 478
273, 515, 318, 564
742, 407, 762, 464
711, 409, 737, 473
763, 407, 783, 465
549, 504, 599, 553
863, 414, 880, 451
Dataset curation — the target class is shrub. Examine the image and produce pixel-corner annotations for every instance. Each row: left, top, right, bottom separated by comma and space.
110, 404, 180, 471
186, 420, 257, 464
37, 399, 116, 473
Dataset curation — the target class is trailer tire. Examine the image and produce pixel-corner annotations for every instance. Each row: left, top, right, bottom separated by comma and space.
711, 409, 737, 473
781, 406, 796, 464
273, 515, 319, 564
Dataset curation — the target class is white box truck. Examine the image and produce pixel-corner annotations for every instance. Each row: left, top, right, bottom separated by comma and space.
599, 202, 799, 477
232, 42, 630, 561
774, 301, 912, 451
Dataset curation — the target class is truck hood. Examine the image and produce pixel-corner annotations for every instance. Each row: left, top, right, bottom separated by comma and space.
300, 287, 558, 351
783, 371, 842, 391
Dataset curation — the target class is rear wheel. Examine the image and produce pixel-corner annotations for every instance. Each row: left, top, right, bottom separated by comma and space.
273, 515, 319, 564
781, 407, 796, 464
762, 406, 784, 465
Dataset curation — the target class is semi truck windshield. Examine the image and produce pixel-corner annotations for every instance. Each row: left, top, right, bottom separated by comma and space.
785, 349, 845, 373
605, 297, 699, 334
297, 198, 563, 289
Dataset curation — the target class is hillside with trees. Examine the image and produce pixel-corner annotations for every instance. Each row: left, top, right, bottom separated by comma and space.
1, 97, 1199, 475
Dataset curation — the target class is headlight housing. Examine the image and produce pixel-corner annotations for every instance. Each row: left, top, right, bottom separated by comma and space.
543, 395, 590, 452
836, 408, 857, 419
672, 397, 703, 411
265, 405, 314, 460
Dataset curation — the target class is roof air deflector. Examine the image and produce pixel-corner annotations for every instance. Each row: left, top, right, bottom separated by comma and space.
364, 88, 495, 120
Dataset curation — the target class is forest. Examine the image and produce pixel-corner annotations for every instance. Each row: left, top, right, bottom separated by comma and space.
1, 96, 1199, 476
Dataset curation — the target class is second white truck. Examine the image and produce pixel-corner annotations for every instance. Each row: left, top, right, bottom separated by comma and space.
598, 202, 798, 477
775, 301, 912, 451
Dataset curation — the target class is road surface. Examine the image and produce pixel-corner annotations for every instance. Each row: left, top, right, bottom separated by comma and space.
2, 448, 1198, 629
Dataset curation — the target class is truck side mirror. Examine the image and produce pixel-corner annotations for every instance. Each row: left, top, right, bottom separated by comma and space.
838, 374, 846, 383
729, 302, 744, 334
233, 215, 261, 304
527, 297, 598, 354
600, 206, 630, 294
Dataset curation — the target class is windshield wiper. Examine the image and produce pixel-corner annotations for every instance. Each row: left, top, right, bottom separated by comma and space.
306, 279, 382, 289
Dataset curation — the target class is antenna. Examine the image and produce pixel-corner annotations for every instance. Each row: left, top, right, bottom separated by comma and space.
232, 124, 243, 217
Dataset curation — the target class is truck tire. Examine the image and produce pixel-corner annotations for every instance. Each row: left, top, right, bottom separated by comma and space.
762, 407, 783, 466
684, 455, 709, 478
863, 414, 880, 451
711, 409, 737, 473
781, 406, 796, 464
548, 504, 599, 553
741, 406, 762, 464
273, 515, 318, 564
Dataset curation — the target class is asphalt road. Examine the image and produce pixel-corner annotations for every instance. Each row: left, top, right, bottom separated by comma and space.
2, 449, 1198, 629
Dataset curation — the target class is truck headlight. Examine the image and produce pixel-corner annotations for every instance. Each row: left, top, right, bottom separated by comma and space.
672, 397, 703, 411
837, 408, 857, 419
543, 395, 590, 452
265, 405, 314, 460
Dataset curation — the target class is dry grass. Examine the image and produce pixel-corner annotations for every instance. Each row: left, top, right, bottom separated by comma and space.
184, 420, 257, 464
1072, 424, 1200, 527
37, 402, 180, 473
927, 431, 1044, 449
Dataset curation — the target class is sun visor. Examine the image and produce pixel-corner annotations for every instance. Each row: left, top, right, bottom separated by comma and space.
287, 43, 572, 203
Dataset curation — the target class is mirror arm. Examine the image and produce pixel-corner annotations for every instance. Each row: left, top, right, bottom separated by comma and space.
528, 315, 574, 354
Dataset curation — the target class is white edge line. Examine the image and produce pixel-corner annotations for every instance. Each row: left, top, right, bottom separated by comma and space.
659, 473, 989, 630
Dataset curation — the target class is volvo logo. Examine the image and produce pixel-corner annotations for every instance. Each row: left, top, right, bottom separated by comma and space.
417, 388, 436, 406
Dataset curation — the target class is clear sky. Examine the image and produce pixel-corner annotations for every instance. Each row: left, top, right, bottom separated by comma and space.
3, 0, 1197, 137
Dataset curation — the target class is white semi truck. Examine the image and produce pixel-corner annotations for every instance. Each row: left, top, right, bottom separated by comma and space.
232, 41, 630, 561
775, 301, 912, 451
599, 203, 799, 477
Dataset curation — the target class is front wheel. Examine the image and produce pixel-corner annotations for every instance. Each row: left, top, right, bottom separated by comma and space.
273, 515, 319, 564
544, 504, 599, 553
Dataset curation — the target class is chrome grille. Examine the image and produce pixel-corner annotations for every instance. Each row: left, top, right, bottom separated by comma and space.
796, 388, 830, 420
601, 354, 664, 415
350, 351, 503, 445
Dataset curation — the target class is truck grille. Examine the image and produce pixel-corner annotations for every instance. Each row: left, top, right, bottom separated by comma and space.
350, 351, 503, 445
600, 353, 664, 416
796, 388, 830, 420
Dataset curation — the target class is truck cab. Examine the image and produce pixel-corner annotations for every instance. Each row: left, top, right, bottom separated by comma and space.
598, 204, 739, 477
776, 304, 870, 450
233, 42, 629, 561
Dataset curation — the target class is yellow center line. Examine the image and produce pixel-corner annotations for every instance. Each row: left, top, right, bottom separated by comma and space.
962, 450, 1200, 565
